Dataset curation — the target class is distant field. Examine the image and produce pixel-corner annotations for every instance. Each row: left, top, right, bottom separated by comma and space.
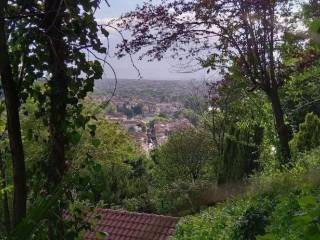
94, 78, 207, 102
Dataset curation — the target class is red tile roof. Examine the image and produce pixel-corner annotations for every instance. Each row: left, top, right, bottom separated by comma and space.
85, 209, 179, 240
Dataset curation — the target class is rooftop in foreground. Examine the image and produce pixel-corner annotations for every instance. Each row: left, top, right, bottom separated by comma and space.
85, 209, 179, 240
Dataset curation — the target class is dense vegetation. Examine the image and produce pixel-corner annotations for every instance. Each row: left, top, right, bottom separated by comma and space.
176, 148, 320, 240
0, 0, 320, 239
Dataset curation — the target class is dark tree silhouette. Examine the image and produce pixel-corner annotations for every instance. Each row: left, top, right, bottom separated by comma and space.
0, 0, 26, 226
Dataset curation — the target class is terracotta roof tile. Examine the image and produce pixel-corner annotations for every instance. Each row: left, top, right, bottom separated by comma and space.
85, 209, 179, 240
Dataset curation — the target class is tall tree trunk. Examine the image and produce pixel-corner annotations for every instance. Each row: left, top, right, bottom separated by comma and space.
0, 154, 11, 234
44, 0, 67, 189
0, 2, 27, 226
43, 1, 68, 239
267, 88, 291, 164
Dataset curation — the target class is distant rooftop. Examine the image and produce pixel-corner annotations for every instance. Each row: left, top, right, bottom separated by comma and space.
85, 209, 179, 240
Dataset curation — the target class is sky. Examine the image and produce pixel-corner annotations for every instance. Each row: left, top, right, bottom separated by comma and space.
94, 0, 208, 81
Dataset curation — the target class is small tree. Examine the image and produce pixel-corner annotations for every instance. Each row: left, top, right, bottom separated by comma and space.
151, 128, 214, 212
219, 125, 263, 184
153, 128, 214, 184
290, 113, 320, 154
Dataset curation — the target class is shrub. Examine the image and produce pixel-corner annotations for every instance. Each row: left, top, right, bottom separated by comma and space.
151, 129, 215, 213
290, 113, 320, 154
175, 196, 275, 240
257, 189, 320, 240
175, 148, 320, 240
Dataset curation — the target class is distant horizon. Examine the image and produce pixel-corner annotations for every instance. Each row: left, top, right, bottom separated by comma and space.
100, 77, 209, 82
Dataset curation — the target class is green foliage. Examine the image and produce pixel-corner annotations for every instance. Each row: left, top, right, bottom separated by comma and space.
290, 113, 320, 154
151, 128, 215, 213
219, 125, 263, 184
132, 103, 143, 116
69, 118, 151, 210
153, 128, 214, 184
1, 0, 114, 236
104, 103, 116, 114
257, 190, 320, 240
0, 97, 152, 237
183, 96, 207, 115
118, 105, 134, 118
10, 187, 63, 240
282, 66, 320, 130
0, 183, 12, 199
16, 98, 151, 213
9, 189, 106, 240
176, 196, 275, 240
157, 112, 169, 119
175, 148, 320, 240
180, 109, 201, 126
117, 103, 145, 118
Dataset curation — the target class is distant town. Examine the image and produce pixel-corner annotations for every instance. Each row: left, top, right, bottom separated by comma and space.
92, 95, 194, 152
91, 78, 207, 153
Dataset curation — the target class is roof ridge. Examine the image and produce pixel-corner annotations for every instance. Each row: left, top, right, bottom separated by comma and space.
97, 223, 175, 234
97, 208, 179, 220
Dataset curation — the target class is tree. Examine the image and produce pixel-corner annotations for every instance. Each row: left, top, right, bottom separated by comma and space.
184, 81, 207, 115
304, 0, 320, 40
117, 0, 315, 164
184, 96, 206, 115
151, 128, 214, 213
69, 118, 151, 211
153, 128, 214, 185
219, 125, 263, 184
40, 1, 69, 199
290, 113, 320, 154
0, 103, 11, 234
0, 0, 110, 237
279, 0, 320, 131
282, 65, 320, 130
0, 0, 116, 237
38, 1, 107, 238
202, 63, 270, 163
133, 103, 144, 116
0, 0, 26, 226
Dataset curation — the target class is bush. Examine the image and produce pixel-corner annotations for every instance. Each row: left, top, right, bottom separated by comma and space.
69, 120, 151, 210
175, 196, 275, 240
152, 179, 210, 214
153, 128, 215, 184
219, 125, 263, 184
151, 129, 215, 213
290, 113, 320, 154
257, 189, 320, 240
175, 148, 320, 240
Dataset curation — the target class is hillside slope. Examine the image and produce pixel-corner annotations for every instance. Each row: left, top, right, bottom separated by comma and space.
175, 149, 320, 240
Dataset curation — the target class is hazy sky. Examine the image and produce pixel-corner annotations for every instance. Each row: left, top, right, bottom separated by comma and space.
94, 0, 208, 81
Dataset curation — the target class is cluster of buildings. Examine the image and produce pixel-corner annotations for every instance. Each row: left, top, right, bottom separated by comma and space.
109, 96, 184, 119
105, 107, 192, 153
144, 102, 183, 117
153, 119, 193, 146
107, 112, 149, 152
90, 95, 193, 152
